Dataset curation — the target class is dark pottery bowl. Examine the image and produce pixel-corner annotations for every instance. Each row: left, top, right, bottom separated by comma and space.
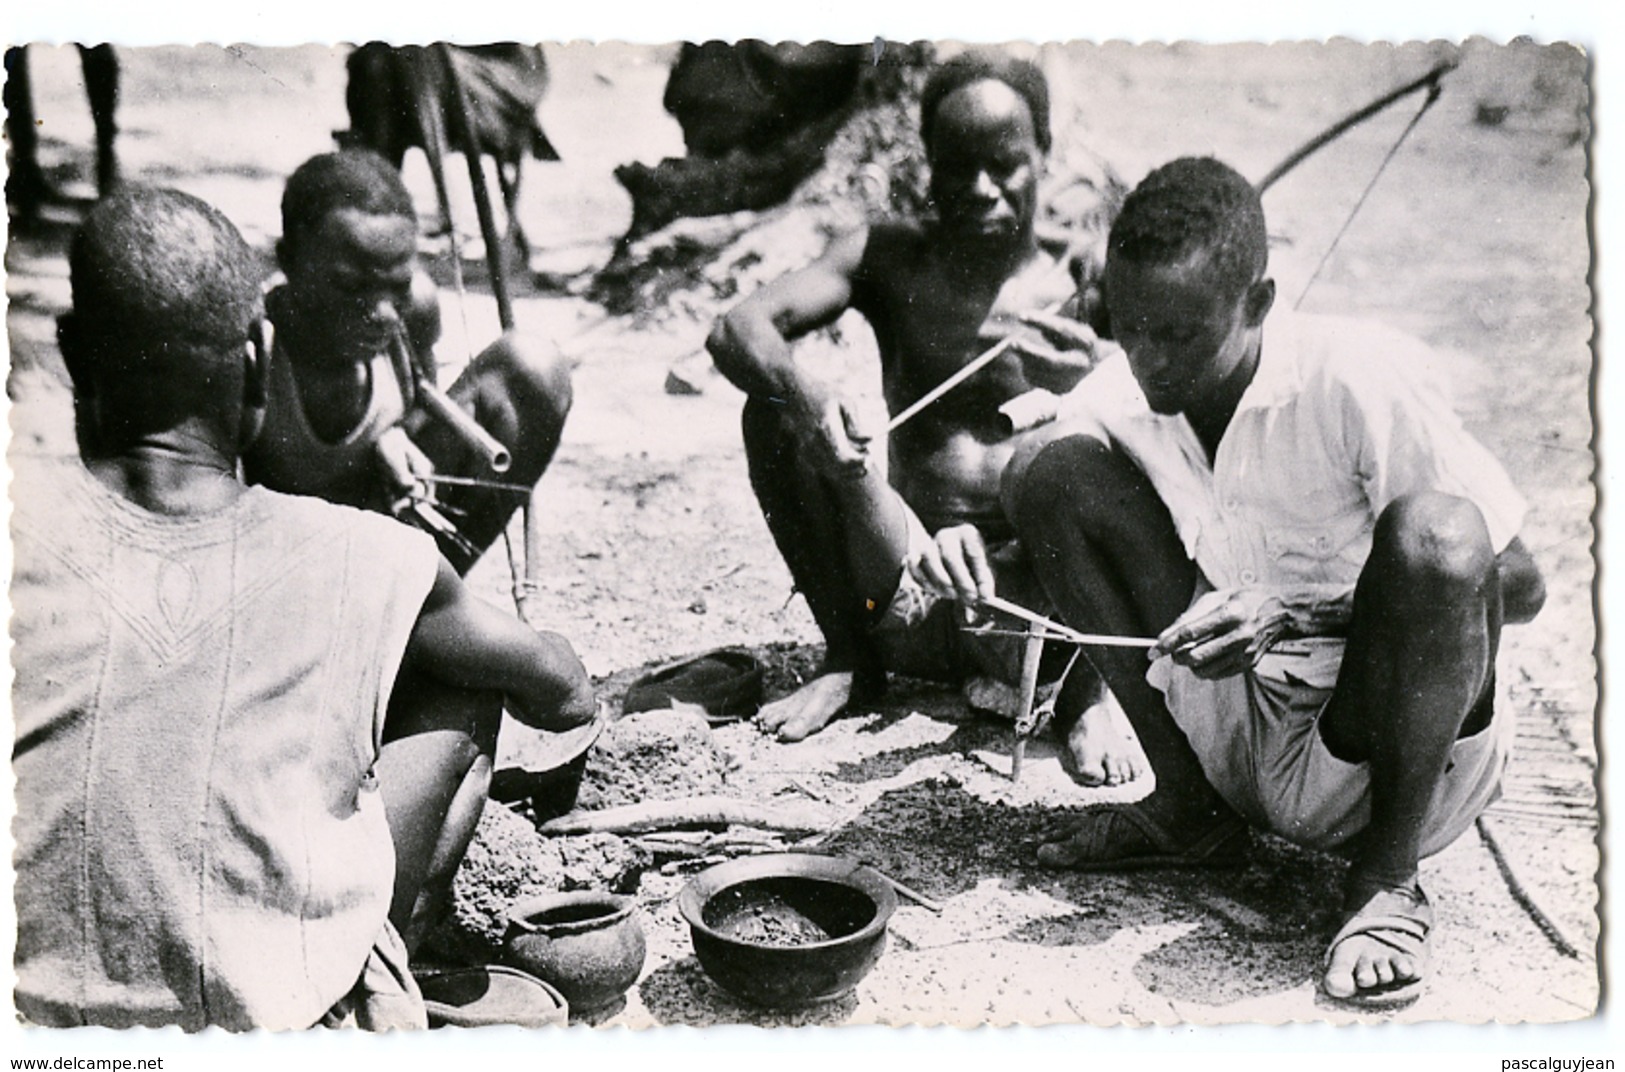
677, 853, 897, 1008
490, 710, 605, 821
503, 891, 646, 1017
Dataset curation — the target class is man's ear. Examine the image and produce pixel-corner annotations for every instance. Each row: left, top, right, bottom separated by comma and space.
58, 312, 103, 453
1244, 277, 1276, 328
238, 318, 272, 450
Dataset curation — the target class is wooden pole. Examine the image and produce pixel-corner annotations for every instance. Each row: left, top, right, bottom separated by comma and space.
436, 43, 515, 332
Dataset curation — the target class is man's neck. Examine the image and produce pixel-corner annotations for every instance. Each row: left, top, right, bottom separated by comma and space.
83, 428, 245, 517
1186, 337, 1263, 464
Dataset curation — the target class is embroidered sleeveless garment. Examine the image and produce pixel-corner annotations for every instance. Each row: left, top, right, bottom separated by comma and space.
11, 460, 438, 1030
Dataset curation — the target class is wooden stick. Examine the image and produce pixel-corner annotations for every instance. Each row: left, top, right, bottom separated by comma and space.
524, 485, 544, 596
1254, 58, 1459, 193
1011, 619, 1045, 783
538, 795, 828, 837
871, 869, 944, 914
1476, 815, 1589, 960
436, 43, 515, 332
885, 294, 1068, 434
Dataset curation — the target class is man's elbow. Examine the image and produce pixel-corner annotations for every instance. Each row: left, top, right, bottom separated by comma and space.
707, 309, 764, 392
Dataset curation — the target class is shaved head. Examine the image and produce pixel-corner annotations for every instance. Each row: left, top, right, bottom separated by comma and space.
281, 149, 414, 253
66, 185, 264, 437
920, 51, 1051, 156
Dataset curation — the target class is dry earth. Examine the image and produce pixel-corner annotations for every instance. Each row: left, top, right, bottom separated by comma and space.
4, 39, 1597, 1027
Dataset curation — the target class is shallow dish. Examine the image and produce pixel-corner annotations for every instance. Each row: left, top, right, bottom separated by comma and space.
490, 709, 605, 819
416, 965, 569, 1028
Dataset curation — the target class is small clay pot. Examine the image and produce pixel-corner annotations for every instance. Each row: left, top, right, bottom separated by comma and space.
503, 891, 646, 1016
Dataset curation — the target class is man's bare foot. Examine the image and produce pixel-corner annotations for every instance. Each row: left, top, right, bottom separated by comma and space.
1061, 693, 1147, 787
757, 671, 854, 742
1322, 882, 1431, 1007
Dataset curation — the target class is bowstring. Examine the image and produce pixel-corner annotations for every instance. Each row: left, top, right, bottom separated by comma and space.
420, 45, 516, 602
1293, 81, 1445, 310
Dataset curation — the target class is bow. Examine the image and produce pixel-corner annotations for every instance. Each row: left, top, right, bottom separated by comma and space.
1262, 56, 1460, 308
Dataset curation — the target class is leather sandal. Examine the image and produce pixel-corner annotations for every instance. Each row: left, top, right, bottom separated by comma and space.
1321, 886, 1432, 1008
1035, 804, 1250, 871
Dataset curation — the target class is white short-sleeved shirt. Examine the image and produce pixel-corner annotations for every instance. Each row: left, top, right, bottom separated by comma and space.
1059, 311, 1527, 593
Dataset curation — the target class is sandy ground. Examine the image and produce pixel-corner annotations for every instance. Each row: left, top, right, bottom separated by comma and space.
4, 39, 1597, 1027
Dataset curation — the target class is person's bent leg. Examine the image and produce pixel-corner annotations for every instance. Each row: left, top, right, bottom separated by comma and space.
743, 397, 893, 739
1006, 434, 1231, 829
413, 330, 573, 572
1317, 493, 1500, 1000
1321, 492, 1501, 892
376, 667, 502, 953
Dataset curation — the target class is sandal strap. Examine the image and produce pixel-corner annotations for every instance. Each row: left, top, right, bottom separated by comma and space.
1326, 889, 1433, 966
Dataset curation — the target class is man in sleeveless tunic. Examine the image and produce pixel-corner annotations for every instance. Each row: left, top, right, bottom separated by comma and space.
12, 187, 595, 1029
245, 149, 573, 580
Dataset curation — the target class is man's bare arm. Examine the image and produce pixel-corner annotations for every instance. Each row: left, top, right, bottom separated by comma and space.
401, 558, 596, 731
1008, 309, 1106, 395
707, 227, 869, 402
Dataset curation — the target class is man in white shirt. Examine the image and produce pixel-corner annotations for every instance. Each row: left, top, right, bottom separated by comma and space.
986, 157, 1545, 1007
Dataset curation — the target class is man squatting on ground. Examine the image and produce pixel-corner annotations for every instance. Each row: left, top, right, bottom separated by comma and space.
244, 148, 573, 581
709, 52, 1142, 785
12, 187, 596, 1029
983, 157, 1545, 1005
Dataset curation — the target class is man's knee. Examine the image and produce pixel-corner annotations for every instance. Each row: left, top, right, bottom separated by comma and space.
481, 331, 573, 426
1002, 433, 1118, 531
1372, 493, 1495, 593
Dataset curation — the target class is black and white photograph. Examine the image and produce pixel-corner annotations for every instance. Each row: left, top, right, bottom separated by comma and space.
3, 2, 1605, 1057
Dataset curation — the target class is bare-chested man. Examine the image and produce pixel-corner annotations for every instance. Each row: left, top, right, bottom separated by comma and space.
708, 51, 1135, 782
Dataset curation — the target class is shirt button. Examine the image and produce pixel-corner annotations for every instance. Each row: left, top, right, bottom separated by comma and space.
1239, 569, 1257, 584
1225, 499, 1240, 512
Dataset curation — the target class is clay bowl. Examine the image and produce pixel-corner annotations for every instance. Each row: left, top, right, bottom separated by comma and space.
416, 965, 569, 1028
489, 709, 605, 821
503, 891, 646, 1018
677, 853, 897, 1008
